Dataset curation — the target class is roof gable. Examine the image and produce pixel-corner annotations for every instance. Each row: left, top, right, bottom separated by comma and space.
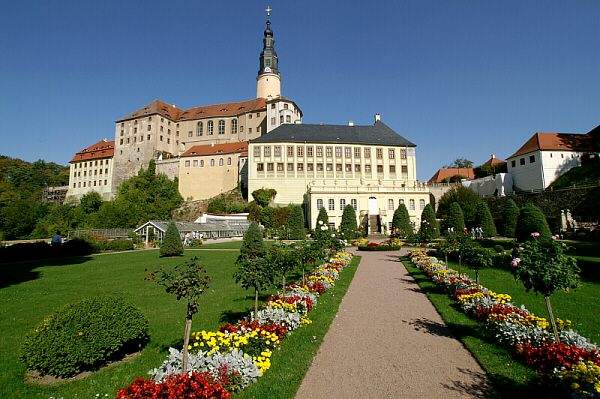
509, 132, 596, 158
182, 142, 249, 158
70, 139, 115, 163
428, 167, 475, 184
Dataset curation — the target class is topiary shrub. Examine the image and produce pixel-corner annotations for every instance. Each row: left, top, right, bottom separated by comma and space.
391, 203, 413, 238
339, 204, 358, 240
160, 221, 183, 257
436, 186, 482, 227
499, 198, 519, 237
251, 188, 277, 208
287, 205, 306, 240
475, 202, 497, 238
444, 202, 465, 233
515, 203, 551, 242
20, 296, 149, 378
419, 203, 439, 242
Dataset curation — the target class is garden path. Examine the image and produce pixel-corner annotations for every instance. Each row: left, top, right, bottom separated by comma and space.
295, 249, 494, 399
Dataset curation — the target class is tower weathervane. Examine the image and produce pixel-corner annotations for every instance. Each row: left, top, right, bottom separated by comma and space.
266, 5, 272, 18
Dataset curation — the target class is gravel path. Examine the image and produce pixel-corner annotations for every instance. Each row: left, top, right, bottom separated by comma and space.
295, 249, 494, 399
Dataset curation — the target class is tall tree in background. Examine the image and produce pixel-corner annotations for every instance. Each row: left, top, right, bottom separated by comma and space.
445, 202, 465, 233
391, 203, 413, 238
447, 158, 474, 168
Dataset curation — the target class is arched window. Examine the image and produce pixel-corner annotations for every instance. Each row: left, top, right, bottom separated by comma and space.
316, 199, 323, 209
218, 120, 225, 135
207, 121, 214, 135
231, 119, 238, 134
210, 158, 215, 166
196, 121, 203, 136
219, 158, 224, 166
227, 157, 232, 165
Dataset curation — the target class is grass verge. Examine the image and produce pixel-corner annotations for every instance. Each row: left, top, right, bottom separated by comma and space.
235, 256, 361, 399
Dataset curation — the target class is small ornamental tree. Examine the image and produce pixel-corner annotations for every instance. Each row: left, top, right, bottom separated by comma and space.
445, 202, 465, 233
500, 198, 519, 238
234, 222, 271, 318
251, 188, 277, 207
439, 233, 461, 266
515, 203, 551, 242
392, 203, 413, 238
339, 204, 358, 240
296, 240, 325, 284
514, 237, 579, 340
314, 207, 330, 241
268, 243, 301, 295
475, 202, 497, 238
418, 203, 439, 242
260, 207, 276, 230
462, 243, 494, 284
287, 205, 306, 240
160, 221, 183, 257
146, 257, 210, 372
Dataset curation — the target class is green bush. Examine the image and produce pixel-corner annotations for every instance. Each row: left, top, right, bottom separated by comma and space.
160, 221, 183, 257
251, 188, 277, 207
515, 203, 551, 242
260, 207, 276, 229
419, 203, 439, 241
499, 198, 519, 237
339, 205, 358, 240
475, 202, 497, 238
391, 203, 413, 238
20, 295, 149, 377
436, 186, 482, 227
444, 202, 465, 233
93, 238, 134, 252
287, 205, 306, 240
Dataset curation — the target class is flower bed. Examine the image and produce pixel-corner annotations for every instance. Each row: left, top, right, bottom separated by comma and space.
357, 239, 403, 251
408, 249, 600, 398
117, 251, 353, 397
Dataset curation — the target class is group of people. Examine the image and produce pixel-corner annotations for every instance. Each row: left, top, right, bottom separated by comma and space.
445, 226, 485, 239
183, 231, 203, 246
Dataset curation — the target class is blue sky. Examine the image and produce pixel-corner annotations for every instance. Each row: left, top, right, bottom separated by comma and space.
1, 0, 598, 180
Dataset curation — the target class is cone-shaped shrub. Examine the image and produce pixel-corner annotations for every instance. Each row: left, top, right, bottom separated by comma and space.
339, 205, 358, 240
160, 221, 183, 257
445, 202, 465, 233
392, 203, 413, 238
475, 202, 497, 237
419, 203, 439, 241
239, 222, 266, 260
288, 205, 306, 240
516, 203, 551, 242
500, 198, 519, 237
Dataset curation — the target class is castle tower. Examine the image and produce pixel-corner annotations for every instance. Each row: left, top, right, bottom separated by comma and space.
256, 6, 281, 99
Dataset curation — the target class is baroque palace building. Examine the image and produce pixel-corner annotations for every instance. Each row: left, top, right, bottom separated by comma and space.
248, 115, 430, 233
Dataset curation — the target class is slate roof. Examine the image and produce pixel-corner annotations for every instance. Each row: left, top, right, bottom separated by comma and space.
251, 121, 416, 147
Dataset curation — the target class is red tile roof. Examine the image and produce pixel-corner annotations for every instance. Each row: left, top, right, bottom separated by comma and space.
70, 139, 115, 163
428, 167, 475, 184
509, 132, 597, 158
116, 98, 266, 123
181, 141, 249, 158
482, 154, 506, 167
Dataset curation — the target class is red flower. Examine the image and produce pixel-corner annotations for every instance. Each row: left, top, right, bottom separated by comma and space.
516, 342, 600, 374
219, 319, 288, 339
116, 371, 231, 399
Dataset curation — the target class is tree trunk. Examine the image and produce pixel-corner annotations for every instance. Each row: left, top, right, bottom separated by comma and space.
282, 275, 286, 296
458, 254, 462, 273
545, 296, 560, 342
254, 288, 259, 320
475, 269, 479, 285
302, 266, 305, 286
182, 317, 192, 373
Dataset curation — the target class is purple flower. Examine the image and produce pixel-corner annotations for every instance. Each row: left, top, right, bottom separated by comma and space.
530, 232, 540, 238
511, 257, 521, 268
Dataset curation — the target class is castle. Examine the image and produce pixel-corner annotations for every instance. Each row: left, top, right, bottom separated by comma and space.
66, 8, 429, 234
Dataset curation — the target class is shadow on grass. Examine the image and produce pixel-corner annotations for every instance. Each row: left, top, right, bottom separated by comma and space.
219, 309, 251, 324
0, 255, 92, 289
407, 317, 455, 338
441, 367, 497, 398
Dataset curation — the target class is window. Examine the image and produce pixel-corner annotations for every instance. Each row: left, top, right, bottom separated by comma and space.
249, 128, 252, 133
364, 147, 371, 158
354, 147, 361, 157
264, 146, 271, 157
409, 199, 415, 210
326, 163, 333, 172
419, 199, 426, 210
307, 163, 313, 171
297, 163, 304, 171
286, 115, 291, 123
231, 119, 238, 134
344, 147, 351, 158
240, 126, 244, 132
287, 163, 294, 171
120, 139, 123, 145
401, 165, 408, 174
209, 159, 215, 167
297, 146, 304, 157
271, 117, 276, 125
280, 115, 284, 123
267, 163, 274, 171
340, 199, 346, 209
328, 199, 335, 211
271, 103, 276, 109
326, 147, 333, 157
254, 146, 261, 157
147, 134, 151, 140
160, 126, 164, 132
284, 103, 289, 109
159, 135, 163, 141
345, 164, 352, 172
400, 149, 407, 159
208, 121, 214, 135
389, 165, 396, 173
328, 222, 335, 229
147, 124, 151, 131
336, 163, 343, 172
257, 163, 264, 171
377, 165, 384, 173
529, 155, 535, 163
388, 199, 394, 210
185, 160, 191, 167
277, 163, 284, 172
287, 146, 294, 156
389, 149, 395, 159
188, 131, 193, 138
249, 114, 253, 119
218, 120, 225, 134
219, 158, 224, 166
256, 112, 260, 117
511, 160, 516, 167
351, 199, 357, 210
355, 164, 361, 172
399, 199, 404, 204
274, 146, 281, 157
316, 146, 323, 157
196, 122, 203, 136
520, 158, 525, 166
227, 157, 232, 165
317, 199, 323, 210
193, 160, 198, 167
365, 164, 372, 173
335, 147, 342, 157
200, 160, 204, 167
376, 148, 383, 159
316, 163, 323, 171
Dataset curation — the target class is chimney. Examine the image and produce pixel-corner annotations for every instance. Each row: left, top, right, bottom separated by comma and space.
348, 121, 354, 126
374, 113, 381, 123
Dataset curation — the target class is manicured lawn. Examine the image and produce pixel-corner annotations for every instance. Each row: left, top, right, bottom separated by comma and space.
198, 240, 244, 249
0, 248, 359, 398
